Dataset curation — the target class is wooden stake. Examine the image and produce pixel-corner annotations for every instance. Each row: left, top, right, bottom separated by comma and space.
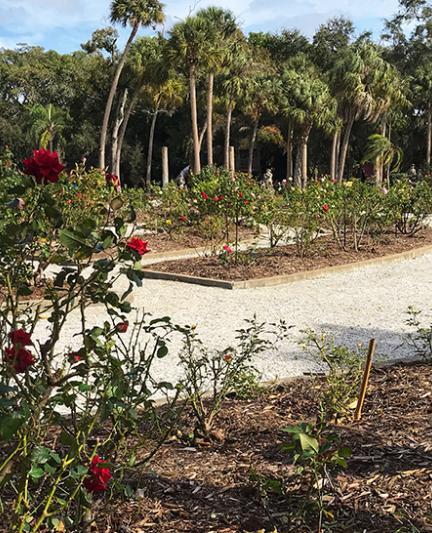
354, 339, 376, 422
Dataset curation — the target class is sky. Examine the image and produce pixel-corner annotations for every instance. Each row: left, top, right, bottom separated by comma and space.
0, 0, 402, 53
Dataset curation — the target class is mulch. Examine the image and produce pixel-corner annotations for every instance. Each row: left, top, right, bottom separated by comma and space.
145, 226, 258, 254
96, 363, 432, 532
147, 231, 432, 281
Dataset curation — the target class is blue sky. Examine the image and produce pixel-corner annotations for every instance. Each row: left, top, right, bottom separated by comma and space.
0, 0, 401, 53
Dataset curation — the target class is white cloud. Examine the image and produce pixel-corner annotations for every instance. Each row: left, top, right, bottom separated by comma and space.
0, 0, 402, 51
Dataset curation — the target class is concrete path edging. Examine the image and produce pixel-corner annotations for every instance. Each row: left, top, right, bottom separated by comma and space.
142, 243, 432, 290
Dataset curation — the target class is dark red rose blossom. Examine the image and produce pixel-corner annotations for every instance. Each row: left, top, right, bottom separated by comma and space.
5, 346, 35, 373
68, 352, 82, 364
244, 200, 249, 205
83, 455, 112, 493
23, 149, 64, 184
223, 354, 233, 363
223, 244, 233, 255
116, 322, 129, 333
200, 191, 209, 200
126, 237, 150, 256
322, 203, 330, 213
105, 172, 121, 192
8, 329, 32, 346
179, 215, 188, 223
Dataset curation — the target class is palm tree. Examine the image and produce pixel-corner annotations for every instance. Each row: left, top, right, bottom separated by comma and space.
144, 77, 185, 187
363, 133, 403, 185
414, 60, 432, 167
196, 7, 238, 167
330, 42, 403, 182
99, 0, 165, 171
220, 39, 250, 169
281, 55, 336, 187
30, 103, 68, 151
169, 16, 217, 175
113, 35, 165, 178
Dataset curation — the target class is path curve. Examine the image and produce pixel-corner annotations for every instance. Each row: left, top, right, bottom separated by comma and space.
35, 252, 432, 385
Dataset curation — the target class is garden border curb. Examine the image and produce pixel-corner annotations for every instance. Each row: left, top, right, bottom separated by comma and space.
141, 243, 432, 290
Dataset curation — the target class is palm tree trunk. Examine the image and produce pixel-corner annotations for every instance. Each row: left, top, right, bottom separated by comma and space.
248, 116, 259, 177
330, 130, 340, 181
427, 103, 432, 168
111, 89, 128, 174
99, 23, 139, 170
375, 122, 386, 186
300, 126, 311, 188
224, 103, 233, 169
286, 122, 293, 180
115, 93, 139, 178
338, 115, 355, 182
190, 65, 201, 175
145, 109, 159, 189
386, 122, 392, 185
206, 72, 214, 167
294, 146, 301, 187
199, 121, 208, 151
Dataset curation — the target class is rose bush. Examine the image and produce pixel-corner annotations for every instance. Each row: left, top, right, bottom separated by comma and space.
0, 153, 184, 531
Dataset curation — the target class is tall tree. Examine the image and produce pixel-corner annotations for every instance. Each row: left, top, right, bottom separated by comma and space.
281, 55, 336, 187
196, 7, 238, 167
29, 103, 68, 151
169, 16, 216, 175
98, 0, 164, 171
330, 42, 403, 181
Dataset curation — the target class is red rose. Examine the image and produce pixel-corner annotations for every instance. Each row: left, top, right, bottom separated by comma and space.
223, 354, 233, 363
200, 191, 209, 200
238, 192, 243, 198
116, 322, 129, 333
5, 346, 35, 373
83, 455, 112, 493
68, 352, 82, 364
179, 215, 188, 223
105, 172, 121, 192
322, 204, 330, 213
223, 245, 233, 255
23, 149, 64, 184
9, 329, 32, 346
244, 200, 249, 205
126, 237, 150, 256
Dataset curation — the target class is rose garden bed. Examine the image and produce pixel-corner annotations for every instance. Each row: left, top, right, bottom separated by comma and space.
70, 363, 431, 533
142, 230, 432, 288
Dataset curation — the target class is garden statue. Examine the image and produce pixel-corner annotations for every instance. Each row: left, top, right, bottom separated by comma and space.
177, 165, 190, 189
262, 167, 274, 189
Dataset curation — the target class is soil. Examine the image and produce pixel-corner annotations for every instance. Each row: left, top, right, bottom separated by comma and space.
94, 363, 432, 532
144, 226, 258, 254
147, 230, 432, 281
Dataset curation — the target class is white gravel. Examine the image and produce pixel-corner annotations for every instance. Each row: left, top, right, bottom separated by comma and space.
33, 251, 432, 386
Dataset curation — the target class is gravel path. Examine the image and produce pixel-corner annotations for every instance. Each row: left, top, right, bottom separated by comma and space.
35, 252, 432, 385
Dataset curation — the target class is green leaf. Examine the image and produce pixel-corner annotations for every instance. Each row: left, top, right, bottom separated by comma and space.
29, 465, 45, 480
0, 414, 25, 440
59, 229, 93, 256
299, 432, 319, 454
157, 344, 169, 358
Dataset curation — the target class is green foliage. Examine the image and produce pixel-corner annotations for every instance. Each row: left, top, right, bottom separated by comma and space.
385, 179, 432, 235
405, 306, 432, 361
301, 329, 365, 418
178, 317, 291, 438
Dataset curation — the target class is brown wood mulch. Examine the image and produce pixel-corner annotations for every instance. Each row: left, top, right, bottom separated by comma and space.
94, 363, 432, 532
147, 231, 432, 281
144, 226, 257, 254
